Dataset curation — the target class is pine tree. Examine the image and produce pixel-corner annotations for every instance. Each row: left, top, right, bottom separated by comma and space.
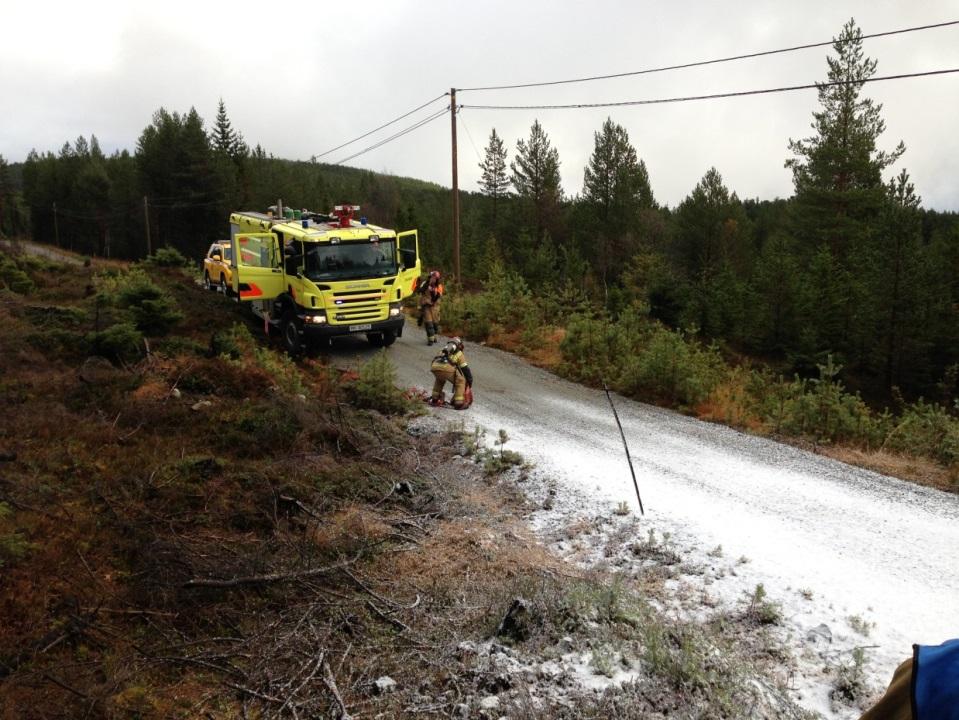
786, 18, 904, 259
478, 128, 510, 225
582, 118, 655, 287
583, 117, 654, 224
510, 120, 562, 245
868, 169, 926, 391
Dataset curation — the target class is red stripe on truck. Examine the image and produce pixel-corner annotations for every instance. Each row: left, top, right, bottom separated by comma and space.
239, 283, 263, 299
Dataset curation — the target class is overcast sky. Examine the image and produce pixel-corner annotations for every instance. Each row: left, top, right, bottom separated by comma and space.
2, 1, 957, 210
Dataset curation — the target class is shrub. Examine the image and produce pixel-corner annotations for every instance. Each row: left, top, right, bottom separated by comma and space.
0, 254, 35, 294
86, 322, 144, 365
885, 400, 959, 466
97, 268, 183, 336
216, 399, 302, 457
145, 246, 191, 268
618, 327, 725, 406
350, 351, 415, 415
0, 503, 31, 568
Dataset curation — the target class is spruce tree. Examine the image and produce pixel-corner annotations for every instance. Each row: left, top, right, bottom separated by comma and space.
786, 18, 904, 258
510, 120, 562, 245
211, 98, 249, 161
478, 128, 510, 225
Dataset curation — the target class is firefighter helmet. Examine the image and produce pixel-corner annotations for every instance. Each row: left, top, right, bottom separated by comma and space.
450, 336, 464, 351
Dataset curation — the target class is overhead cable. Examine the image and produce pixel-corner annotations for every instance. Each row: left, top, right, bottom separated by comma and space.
457, 20, 959, 92
316, 93, 449, 158
334, 107, 449, 165
459, 68, 959, 111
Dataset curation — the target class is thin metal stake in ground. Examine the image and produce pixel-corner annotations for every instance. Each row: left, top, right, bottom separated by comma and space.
603, 381, 645, 515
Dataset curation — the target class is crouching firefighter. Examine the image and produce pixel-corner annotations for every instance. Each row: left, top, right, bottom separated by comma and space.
429, 337, 473, 409
418, 270, 444, 345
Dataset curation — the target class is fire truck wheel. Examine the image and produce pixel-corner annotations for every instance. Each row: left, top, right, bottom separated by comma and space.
281, 312, 304, 356
367, 331, 396, 348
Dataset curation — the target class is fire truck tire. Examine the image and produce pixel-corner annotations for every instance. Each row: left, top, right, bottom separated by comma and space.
281, 312, 304, 356
367, 330, 396, 348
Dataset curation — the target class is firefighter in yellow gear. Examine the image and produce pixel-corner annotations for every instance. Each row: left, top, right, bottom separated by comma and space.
429, 337, 473, 409
418, 270, 444, 345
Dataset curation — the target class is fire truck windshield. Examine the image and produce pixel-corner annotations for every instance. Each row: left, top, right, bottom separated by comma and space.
304, 240, 398, 281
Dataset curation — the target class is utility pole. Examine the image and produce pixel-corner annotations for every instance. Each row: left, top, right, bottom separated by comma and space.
450, 87, 461, 281
52, 202, 60, 247
143, 196, 152, 257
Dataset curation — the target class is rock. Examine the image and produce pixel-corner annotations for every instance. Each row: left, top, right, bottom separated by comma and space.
496, 598, 534, 642
295, 393, 307, 402
171, 388, 182, 399
373, 676, 397, 694
191, 400, 213, 411
479, 695, 499, 710
456, 640, 478, 659
558, 636, 575, 653
482, 672, 512, 692
538, 661, 563, 680
806, 623, 832, 645
453, 703, 470, 718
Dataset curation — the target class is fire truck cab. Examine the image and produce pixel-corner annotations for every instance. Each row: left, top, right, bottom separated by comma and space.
230, 204, 420, 353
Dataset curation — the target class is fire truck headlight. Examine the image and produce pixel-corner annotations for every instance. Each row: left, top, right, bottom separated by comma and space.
305, 312, 327, 324
389, 302, 401, 317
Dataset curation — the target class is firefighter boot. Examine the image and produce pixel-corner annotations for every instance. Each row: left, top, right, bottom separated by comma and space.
426, 323, 437, 345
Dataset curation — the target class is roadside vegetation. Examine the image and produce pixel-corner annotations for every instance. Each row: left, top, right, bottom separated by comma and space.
0, 246, 819, 718
442, 268, 959, 490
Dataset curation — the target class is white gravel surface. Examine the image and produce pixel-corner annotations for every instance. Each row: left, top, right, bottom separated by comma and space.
341, 328, 959, 718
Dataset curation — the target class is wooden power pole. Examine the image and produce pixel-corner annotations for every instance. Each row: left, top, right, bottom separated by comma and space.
450, 88, 460, 280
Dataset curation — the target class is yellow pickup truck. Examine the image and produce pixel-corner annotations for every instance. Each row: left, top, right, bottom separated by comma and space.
202, 241, 233, 293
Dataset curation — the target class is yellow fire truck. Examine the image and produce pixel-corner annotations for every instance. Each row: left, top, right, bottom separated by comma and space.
230, 203, 420, 353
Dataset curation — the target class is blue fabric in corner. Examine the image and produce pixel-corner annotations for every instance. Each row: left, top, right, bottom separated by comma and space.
913, 639, 959, 719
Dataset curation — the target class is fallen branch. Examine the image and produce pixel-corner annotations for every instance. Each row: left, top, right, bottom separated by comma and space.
366, 600, 410, 633
182, 554, 359, 589
322, 660, 352, 720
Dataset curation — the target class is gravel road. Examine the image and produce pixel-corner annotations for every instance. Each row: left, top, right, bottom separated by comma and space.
336, 324, 959, 716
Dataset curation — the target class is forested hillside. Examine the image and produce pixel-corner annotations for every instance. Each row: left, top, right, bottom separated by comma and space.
2, 19, 957, 407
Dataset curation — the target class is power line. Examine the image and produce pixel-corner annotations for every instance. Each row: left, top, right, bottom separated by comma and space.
459, 68, 959, 111
457, 108, 483, 163
457, 20, 959, 92
334, 107, 450, 166
315, 93, 449, 159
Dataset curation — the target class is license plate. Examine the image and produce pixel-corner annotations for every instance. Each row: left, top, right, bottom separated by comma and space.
348, 324, 372, 332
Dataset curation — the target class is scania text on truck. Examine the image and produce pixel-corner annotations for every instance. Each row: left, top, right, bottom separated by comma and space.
229, 203, 420, 353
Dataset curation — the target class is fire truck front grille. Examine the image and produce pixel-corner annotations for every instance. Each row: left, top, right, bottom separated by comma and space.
328, 289, 388, 324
